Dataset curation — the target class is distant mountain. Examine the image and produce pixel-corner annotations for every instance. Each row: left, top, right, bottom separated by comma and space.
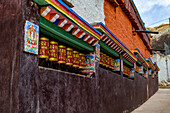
149, 24, 169, 33
148, 24, 170, 50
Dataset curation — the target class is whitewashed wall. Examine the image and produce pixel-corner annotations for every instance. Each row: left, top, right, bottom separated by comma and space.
67, 0, 105, 24
151, 53, 170, 83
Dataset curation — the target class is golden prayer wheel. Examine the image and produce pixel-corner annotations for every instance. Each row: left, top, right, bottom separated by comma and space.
103, 54, 106, 66
66, 48, 73, 65
58, 45, 66, 64
106, 55, 110, 67
73, 51, 79, 67
49, 41, 58, 61
136, 65, 139, 72
111, 58, 115, 69
79, 53, 85, 69
39, 37, 49, 59
100, 52, 103, 65
109, 57, 112, 69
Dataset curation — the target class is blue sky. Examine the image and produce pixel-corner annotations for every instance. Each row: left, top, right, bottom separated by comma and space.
133, 0, 170, 28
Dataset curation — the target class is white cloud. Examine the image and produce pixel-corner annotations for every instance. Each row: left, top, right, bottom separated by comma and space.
157, 0, 170, 6
134, 0, 170, 13
133, 0, 170, 27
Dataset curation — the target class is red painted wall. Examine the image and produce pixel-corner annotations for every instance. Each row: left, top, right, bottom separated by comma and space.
104, 1, 151, 58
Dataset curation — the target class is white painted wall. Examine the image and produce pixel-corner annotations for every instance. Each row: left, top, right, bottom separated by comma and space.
67, 0, 105, 24
151, 53, 170, 83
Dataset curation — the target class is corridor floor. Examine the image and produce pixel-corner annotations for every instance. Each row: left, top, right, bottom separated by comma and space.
132, 89, 170, 113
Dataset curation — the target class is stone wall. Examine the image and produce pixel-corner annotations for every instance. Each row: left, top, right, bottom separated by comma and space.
151, 53, 170, 83
18, 1, 40, 113
0, 0, 40, 113
67, 0, 105, 24
0, 0, 22, 112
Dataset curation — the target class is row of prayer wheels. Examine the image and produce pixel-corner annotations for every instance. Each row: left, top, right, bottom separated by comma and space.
39, 37, 85, 74
100, 52, 115, 70
123, 65, 130, 76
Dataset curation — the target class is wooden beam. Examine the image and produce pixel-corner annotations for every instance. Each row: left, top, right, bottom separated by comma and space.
61, 0, 74, 8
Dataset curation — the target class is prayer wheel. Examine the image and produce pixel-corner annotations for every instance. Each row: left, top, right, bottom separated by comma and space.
39, 37, 49, 67
106, 55, 110, 68
49, 41, 58, 61
111, 58, 115, 69
73, 51, 79, 67
58, 45, 66, 64
66, 48, 73, 66
79, 53, 85, 69
100, 52, 103, 65
109, 57, 112, 69
39, 37, 49, 59
103, 54, 106, 67
136, 65, 139, 73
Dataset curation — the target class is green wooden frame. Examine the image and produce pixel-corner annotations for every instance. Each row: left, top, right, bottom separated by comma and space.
143, 66, 147, 71
33, 0, 49, 5
136, 60, 142, 66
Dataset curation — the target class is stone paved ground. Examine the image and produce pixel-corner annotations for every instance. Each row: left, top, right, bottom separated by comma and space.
132, 89, 170, 113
